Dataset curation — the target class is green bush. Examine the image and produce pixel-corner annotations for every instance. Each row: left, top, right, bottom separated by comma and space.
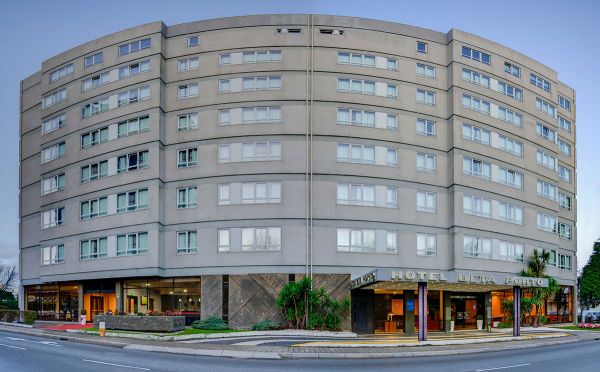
23, 311, 37, 325
497, 321, 513, 329
191, 317, 229, 330
476, 315, 484, 320
0, 310, 37, 325
251, 319, 281, 331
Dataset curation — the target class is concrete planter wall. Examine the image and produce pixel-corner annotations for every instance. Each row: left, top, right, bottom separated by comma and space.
93, 315, 185, 332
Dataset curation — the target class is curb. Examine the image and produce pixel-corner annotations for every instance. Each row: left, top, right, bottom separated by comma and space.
0, 325, 128, 348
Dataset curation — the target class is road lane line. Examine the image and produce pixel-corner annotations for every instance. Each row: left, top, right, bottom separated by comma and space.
475, 364, 531, 371
0, 343, 26, 350
5, 336, 61, 346
83, 359, 151, 370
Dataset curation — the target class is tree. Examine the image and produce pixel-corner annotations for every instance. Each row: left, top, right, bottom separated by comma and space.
0, 265, 17, 293
579, 240, 600, 311
521, 249, 558, 327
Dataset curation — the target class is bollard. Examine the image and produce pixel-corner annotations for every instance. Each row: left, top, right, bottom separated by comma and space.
99, 321, 106, 337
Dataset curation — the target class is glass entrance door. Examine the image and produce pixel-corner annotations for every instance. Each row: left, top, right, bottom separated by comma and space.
451, 293, 484, 330
90, 296, 104, 319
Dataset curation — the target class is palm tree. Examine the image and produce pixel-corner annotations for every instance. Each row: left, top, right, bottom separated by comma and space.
521, 249, 558, 327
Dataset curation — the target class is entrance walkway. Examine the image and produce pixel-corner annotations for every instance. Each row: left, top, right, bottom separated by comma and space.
34, 321, 93, 332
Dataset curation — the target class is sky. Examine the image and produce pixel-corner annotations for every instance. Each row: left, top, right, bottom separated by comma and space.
0, 0, 598, 273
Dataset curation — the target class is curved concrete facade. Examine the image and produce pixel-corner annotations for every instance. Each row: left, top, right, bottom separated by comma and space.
19, 15, 576, 328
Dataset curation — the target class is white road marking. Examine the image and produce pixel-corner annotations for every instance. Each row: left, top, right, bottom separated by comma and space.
5, 336, 61, 346
83, 359, 151, 370
475, 364, 531, 371
0, 343, 26, 350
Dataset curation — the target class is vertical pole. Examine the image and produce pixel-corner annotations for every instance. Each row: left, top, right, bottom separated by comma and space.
485, 292, 492, 332
513, 286, 520, 337
418, 282, 428, 341
443, 291, 452, 332
403, 290, 415, 336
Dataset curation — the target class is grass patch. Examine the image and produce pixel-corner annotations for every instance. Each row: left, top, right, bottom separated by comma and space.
557, 326, 600, 331
82, 327, 248, 337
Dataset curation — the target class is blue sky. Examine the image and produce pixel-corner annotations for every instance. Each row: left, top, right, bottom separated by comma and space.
0, 0, 598, 271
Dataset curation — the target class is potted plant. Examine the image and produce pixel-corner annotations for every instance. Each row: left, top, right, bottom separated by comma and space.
477, 315, 484, 330
79, 309, 87, 325
450, 316, 455, 332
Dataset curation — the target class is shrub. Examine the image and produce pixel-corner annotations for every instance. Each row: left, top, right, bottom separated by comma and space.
251, 319, 281, 331
80, 309, 87, 316
476, 315, 484, 320
23, 311, 37, 325
191, 317, 229, 330
497, 322, 513, 329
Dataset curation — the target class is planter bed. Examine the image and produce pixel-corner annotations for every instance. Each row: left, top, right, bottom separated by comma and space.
93, 315, 185, 332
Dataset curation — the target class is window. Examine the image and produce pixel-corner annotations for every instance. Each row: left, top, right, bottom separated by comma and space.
320, 28, 344, 35
416, 41, 428, 53
241, 76, 282, 91
463, 157, 491, 180
417, 191, 436, 213
417, 233, 436, 256
337, 52, 374, 67
178, 83, 199, 99
464, 236, 492, 258
336, 108, 375, 128
497, 81, 523, 101
462, 94, 490, 115
218, 229, 230, 252
242, 50, 282, 63
81, 127, 109, 149
387, 187, 398, 208
558, 253, 572, 270
116, 232, 148, 256
117, 150, 149, 173
547, 249, 558, 267
80, 197, 108, 220
499, 202, 523, 225
536, 123, 556, 143
177, 148, 198, 168
559, 165, 571, 182
498, 107, 523, 127
117, 189, 149, 213
558, 223, 572, 240
218, 184, 230, 205
242, 227, 281, 251
462, 123, 490, 145
177, 231, 198, 254
462, 68, 490, 88
416, 89, 435, 105
41, 142, 65, 163
218, 110, 230, 125
417, 153, 436, 173
84, 52, 103, 68
536, 150, 557, 170
499, 168, 524, 189
218, 144, 230, 162
499, 135, 523, 157
187, 36, 199, 47
558, 116, 572, 133
118, 115, 150, 137
119, 59, 150, 79
386, 232, 398, 254
81, 97, 109, 118
387, 114, 398, 130
178, 57, 200, 71
337, 144, 374, 164
386, 149, 398, 166
42, 89, 66, 109
463, 194, 491, 218
241, 142, 281, 161
499, 241, 524, 262
337, 184, 375, 206
49, 64, 73, 83
530, 73, 551, 92
42, 114, 66, 134
42, 173, 65, 195
537, 212, 557, 233
504, 62, 520, 77
537, 180, 557, 201
177, 187, 198, 209
42, 245, 64, 265
80, 238, 107, 260
337, 78, 376, 95
416, 118, 436, 136
82, 72, 110, 91
41, 208, 64, 229
81, 160, 108, 182
218, 80, 230, 93
559, 193, 572, 211
242, 106, 282, 124
536, 98, 556, 117
336, 229, 375, 253
558, 96, 571, 112
387, 85, 398, 98
387, 59, 398, 70
219, 54, 231, 65
417, 63, 436, 78
242, 182, 281, 204
462, 46, 490, 64
119, 38, 151, 56
117, 86, 150, 107
177, 113, 198, 131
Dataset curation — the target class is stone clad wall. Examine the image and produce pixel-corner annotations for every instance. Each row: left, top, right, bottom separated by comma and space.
93, 315, 185, 332
200, 275, 222, 320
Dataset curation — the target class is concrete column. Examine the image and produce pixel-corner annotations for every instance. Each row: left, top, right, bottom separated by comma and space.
443, 291, 452, 332
513, 286, 520, 337
403, 290, 415, 336
77, 283, 84, 317
485, 292, 492, 332
418, 282, 427, 341
115, 281, 123, 313
571, 286, 577, 324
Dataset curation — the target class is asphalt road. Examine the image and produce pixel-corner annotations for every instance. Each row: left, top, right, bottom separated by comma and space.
0, 329, 599, 371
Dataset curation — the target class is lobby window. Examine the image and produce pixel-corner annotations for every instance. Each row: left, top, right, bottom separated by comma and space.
416, 233, 436, 256
117, 189, 149, 213
497, 81, 523, 101
499, 202, 523, 225
417, 63, 436, 78
498, 107, 523, 127
558, 96, 571, 112
337, 184, 375, 206
81, 127, 108, 149
117, 232, 148, 256
499, 168, 524, 189
500, 241, 524, 262
537, 180, 557, 201
241, 142, 281, 161
462, 94, 490, 115
463, 194, 491, 218
463, 157, 491, 180
84, 52, 103, 68
416, 118, 436, 136
463, 236, 492, 258
41, 173, 65, 195
537, 212, 557, 233
243, 50, 282, 63
416, 153, 436, 173
42, 245, 64, 265
242, 106, 282, 124
49, 64, 73, 83
499, 135, 523, 157
178, 83, 199, 99
42, 113, 66, 135
536, 150, 557, 171
536, 98, 557, 117
337, 52, 375, 67
178, 57, 200, 71
81, 160, 108, 182
241, 76, 282, 91
558, 116, 572, 133
177, 231, 198, 254
559, 165, 571, 183
119, 38, 151, 56
530, 73, 551, 92
177, 148, 198, 168
117, 86, 150, 107
42, 89, 66, 109
177, 113, 199, 131
559, 193, 572, 211
41, 142, 65, 163
337, 229, 375, 253
462, 46, 490, 65
416, 41, 428, 54
80, 197, 108, 220
177, 187, 198, 209
242, 227, 281, 251
417, 191, 436, 213
536, 123, 556, 143
337, 78, 375, 95
462, 68, 490, 88
504, 62, 520, 77
41, 208, 64, 229
337, 144, 374, 164
81, 97, 109, 118
558, 223, 572, 240
462, 123, 490, 145
82, 72, 110, 91
80, 238, 107, 260
119, 59, 150, 79
242, 182, 281, 204
416, 89, 435, 105
337, 108, 375, 128
118, 151, 149, 173
218, 229, 230, 252
187, 36, 200, 47
558, 253, 572, 270
118, 115, 150, 137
